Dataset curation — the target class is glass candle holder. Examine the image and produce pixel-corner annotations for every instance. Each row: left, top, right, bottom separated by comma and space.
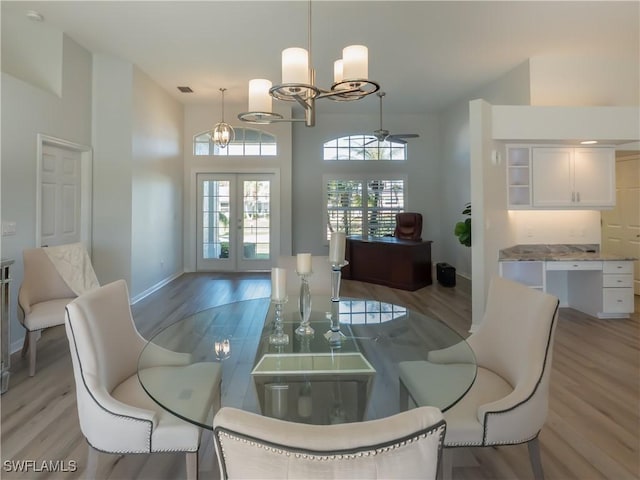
269, 297, 289, 345
296, 272, 314, 336
324, 260, 349, 345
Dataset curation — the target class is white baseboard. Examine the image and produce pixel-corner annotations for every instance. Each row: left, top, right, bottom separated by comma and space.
130, 271, 184, 305
10, 338, 24, 355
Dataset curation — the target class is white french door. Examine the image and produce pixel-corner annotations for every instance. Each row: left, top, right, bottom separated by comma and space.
196, 173, 278, 271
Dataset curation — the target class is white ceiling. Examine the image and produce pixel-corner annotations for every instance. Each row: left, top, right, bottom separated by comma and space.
3, 1, 639, 114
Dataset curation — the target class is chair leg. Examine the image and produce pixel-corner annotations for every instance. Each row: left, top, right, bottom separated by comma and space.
21, 333, 29, 358
527, 437, 545, 480
186, 451, 198, 480
28, 330, 38, 376
441, 448, 453, 480
86, 444, 99, 478
399, 379, 409, 410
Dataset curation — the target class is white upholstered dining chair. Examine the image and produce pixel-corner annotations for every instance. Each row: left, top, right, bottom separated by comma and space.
213, 405, 446, 480
64, 279, 222, 480
399, 276, 559, 480
18, 247, 82, 376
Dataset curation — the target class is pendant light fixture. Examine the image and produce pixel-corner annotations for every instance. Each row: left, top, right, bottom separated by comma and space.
238, 1, 379, 127
211, 88, 235, 149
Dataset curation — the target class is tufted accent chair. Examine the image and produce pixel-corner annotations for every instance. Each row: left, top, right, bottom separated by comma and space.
18, 247, 77, 376
394, 212, 423, 241
65, 280, 221, 479
213, 406, 446, 479
400, 276, 559, 480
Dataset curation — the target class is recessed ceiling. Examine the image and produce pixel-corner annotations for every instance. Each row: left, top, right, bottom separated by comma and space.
2, 1, 638, 114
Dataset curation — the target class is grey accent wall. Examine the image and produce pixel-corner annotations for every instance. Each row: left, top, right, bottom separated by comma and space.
438, 61, 532, 278
290, 112, 442, 260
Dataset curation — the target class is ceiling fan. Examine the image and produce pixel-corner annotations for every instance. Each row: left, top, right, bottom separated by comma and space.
367, 91, 420, 144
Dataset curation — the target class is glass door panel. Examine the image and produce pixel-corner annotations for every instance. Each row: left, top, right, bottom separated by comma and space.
197, 173, 277, 272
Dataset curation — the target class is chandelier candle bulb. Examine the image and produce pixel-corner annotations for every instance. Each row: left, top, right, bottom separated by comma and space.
342, 45, 368, 80
282, 47, 309, 86
329, 232, 346, 264
271, 267, 287, 301
333, 59, 344, 83
248, 79, 273, 113
296, 253, 312, 274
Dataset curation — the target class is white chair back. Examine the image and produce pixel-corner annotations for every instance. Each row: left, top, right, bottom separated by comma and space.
214, 406, 445, 480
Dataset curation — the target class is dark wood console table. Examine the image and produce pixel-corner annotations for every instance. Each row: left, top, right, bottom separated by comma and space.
342, 236, 432, 291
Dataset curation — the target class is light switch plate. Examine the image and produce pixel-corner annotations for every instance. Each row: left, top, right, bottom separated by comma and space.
1, 221, 16, 236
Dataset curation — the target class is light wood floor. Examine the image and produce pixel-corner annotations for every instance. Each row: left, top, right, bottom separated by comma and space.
1, 272, 638, 479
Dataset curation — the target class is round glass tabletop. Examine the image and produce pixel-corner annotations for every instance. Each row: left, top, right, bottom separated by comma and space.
137, 296, 476, 429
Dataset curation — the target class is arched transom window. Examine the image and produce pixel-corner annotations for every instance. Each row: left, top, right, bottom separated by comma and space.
194, 127, 277, 156
323, 135, 407, 161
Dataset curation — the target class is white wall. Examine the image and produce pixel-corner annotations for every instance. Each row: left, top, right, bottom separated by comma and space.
93, 57, 185, 299
1, 36, 92, 346
290, 112, 442, 259
530, 55, 640, 107
1, 10, 62, 97
131, 67, 184, 299
92, 54, 134, 288
182, 102, 292, 271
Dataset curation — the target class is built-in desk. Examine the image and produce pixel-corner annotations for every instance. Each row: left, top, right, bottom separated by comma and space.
343, 236, 432, 291
499, 244, 636, 319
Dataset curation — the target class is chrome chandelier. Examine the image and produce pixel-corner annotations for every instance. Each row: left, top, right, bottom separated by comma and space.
211, 87, 234, 148
238, 1, 379, 127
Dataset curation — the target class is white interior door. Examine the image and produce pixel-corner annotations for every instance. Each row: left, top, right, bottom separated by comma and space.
197, 173, 278, 272
40, 144, 82, 247
601, 155, 640, 294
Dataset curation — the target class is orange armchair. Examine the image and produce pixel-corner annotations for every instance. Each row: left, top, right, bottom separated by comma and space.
394, 212, 423, 241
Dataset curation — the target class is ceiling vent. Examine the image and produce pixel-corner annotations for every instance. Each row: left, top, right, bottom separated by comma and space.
177, 86, 193, 93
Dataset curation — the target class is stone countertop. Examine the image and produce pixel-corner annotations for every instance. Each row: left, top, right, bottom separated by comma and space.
499, 244, 637, 262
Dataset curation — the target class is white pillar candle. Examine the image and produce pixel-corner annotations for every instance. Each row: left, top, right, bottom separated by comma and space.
342, 45, 368, 80
282, 47, 309, 85
333, 59, 344, 83
248, 79, 272, 113
329, 232, 346, 264
296, 253, 312, 274
271, 267, 286, 301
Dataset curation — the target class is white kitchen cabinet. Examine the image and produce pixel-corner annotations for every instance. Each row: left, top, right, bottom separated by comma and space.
531, 147, 615, 208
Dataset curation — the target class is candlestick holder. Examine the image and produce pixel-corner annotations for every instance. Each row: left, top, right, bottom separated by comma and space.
325, 260, 349, 345
269, 297, 289, 345
296, 272, 314, 336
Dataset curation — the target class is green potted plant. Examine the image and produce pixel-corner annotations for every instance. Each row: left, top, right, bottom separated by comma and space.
454, 203, 471, 247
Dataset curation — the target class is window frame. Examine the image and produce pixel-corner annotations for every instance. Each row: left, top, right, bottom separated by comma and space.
323, 174, 408, 240
322, 135, 407, 161
193, 127, 277, 156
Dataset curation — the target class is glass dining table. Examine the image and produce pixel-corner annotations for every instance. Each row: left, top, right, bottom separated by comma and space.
137, 295, 476, 430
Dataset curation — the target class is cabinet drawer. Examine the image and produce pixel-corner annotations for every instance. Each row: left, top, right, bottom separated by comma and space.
603, 274, 633, 288
602, 288, 634, 313
545, 261, 602, 271
603, 261, 633, 274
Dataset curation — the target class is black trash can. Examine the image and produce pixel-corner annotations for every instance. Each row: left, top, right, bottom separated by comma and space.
436, 262, 456, 287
